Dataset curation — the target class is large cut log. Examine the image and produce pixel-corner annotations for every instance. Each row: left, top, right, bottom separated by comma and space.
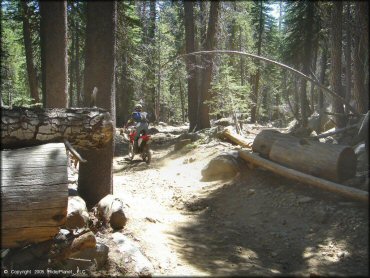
252, 129, 297, 158
1, 107, 113, 150
269, 137, 356, 182
238, 150, 368, 203
1, 143, 69, 248
220, 126, 253, 148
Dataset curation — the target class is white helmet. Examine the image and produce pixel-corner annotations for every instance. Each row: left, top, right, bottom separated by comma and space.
135, 104, 142, 111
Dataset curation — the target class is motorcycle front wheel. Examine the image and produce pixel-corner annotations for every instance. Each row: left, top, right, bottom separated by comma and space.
142, 145, 152, 164
128, 143, 135, 160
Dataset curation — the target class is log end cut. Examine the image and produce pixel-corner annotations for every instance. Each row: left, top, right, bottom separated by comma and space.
1, 143, 69, 248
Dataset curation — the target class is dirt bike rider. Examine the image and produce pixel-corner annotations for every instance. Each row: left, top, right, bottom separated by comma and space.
125, 104, 149, 151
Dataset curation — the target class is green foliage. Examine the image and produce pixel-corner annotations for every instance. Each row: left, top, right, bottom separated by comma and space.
1, 1, 28, 105
209, 65, 252, 118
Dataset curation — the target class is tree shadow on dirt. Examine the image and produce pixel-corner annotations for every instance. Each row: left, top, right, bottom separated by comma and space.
170, 169, 369, 276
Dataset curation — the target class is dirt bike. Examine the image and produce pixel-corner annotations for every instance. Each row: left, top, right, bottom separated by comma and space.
123, 126, 152, 164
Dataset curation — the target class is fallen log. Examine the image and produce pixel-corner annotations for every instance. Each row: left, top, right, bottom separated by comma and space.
313, 124, 358, 139
220, 126, 253, 149
1, 143, 69, 248
269, 137, 357, 182
1, 106, 113, 150
252, 129, 297, 157
238, 150, 368, 203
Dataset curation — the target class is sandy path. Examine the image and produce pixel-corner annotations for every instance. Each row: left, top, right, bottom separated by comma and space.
111, 132, 368, 276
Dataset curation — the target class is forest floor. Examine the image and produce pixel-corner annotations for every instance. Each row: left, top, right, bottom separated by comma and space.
103, 123, 368, 276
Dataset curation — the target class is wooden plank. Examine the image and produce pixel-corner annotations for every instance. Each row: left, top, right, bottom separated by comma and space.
239, 150, 368, 203
1, 226, 59, 248
1, 206, 67, 229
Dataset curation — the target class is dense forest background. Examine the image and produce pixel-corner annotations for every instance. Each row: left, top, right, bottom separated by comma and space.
1, 1, 369, 130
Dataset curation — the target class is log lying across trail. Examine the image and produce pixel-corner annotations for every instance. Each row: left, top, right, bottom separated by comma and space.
239, 150, 368, 203
269, 137, 356, 182
252, 130, 357, 182
252, 129, 297, 158
1, 143, 69, 248
1, 107, 113, 150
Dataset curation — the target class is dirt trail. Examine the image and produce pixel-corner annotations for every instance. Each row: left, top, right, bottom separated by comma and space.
111, 127, 368, 276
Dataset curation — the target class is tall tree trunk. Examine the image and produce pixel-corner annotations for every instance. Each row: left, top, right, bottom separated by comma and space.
178, 78, 185, 123
75, 21, 81, 106
69, 13, 75, 108
156, 25, 161, 122
184, 0, 198, 131
197, 0, 220, 130
299, 2, 315, 126
250, 1, 264, 123
344, 2, 352, 115
21, 1, 39, 104
310, 42, 318, 112
79, 1, 117, 209
39, 0, 68, 108
318, 46, 328, 133
353, 2, 369, 113
148, 0, 156, 122
239, 28, 245, 86
330, 1, 345, 127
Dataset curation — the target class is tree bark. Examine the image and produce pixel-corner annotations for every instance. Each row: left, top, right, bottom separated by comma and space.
20, 0, 39, 104
198, 0, 220, 130
353, 2, 369, 113
1, 143, 68, 248
79, 1, 117, 209
330, 1, 345, 128
344, 2, 352, 115
269, 136, 356, 182
250, 1, 264, 123
299, 2, 315, 127
69, 10, 75, 108
75, 21, 82, 106
40, 0, 68, 108
318, 46, 328, 133
1, 107, 113, 150
252, 129, 297, 158
184, 0, 198, 131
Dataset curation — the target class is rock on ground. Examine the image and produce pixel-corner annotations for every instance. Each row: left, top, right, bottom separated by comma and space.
65, 196, 89, 229
111, 232, 153, 276
96, 194, 127, 230
201, 152, 241, 181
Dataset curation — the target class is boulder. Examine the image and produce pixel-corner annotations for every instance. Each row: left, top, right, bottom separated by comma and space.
65, 196, 89, 229
201, 152, 240, 181
96, 195, 127, 230
67, 242, 109, 270
111, 232, 153, 276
